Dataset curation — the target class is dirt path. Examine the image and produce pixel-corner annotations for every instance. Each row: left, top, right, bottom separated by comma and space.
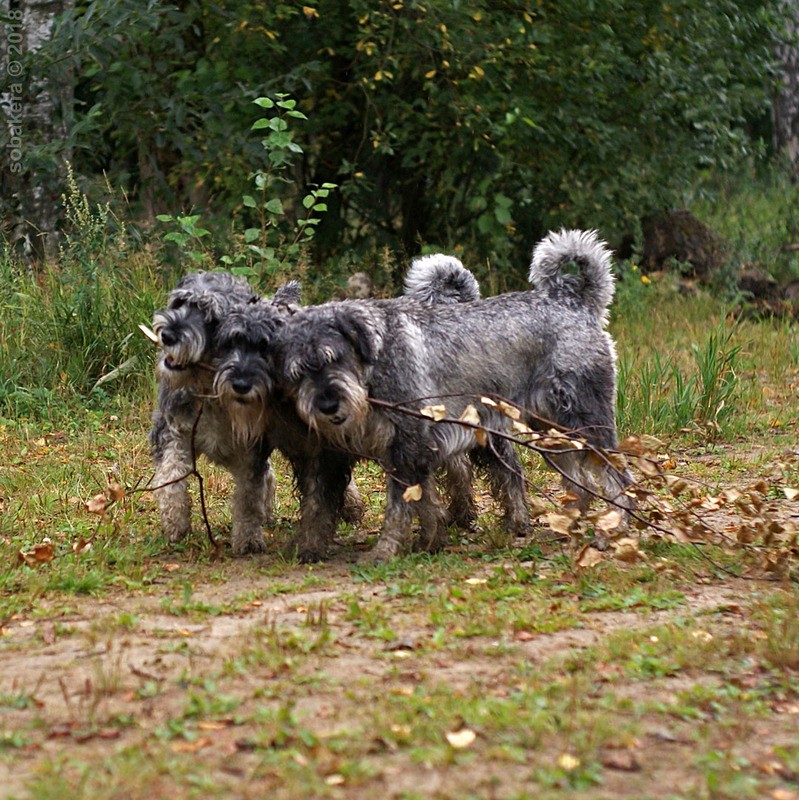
2, 550, 796, 800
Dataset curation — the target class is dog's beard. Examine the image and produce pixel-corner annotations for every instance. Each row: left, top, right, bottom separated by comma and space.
155, 350, 212, 392
214, 373, 269, 446
296, 374, 370, 448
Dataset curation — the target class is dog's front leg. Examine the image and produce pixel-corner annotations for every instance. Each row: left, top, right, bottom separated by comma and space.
229, 455, 269, 556
153, 430, 194, 544
290, 453, 349, 563
369, 476, 417, 561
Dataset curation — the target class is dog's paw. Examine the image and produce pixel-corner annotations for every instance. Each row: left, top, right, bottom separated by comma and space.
231, 533, 268, 556
295, 544, 327, 564
285, 533, 328, 564
503, 515, 532, 538
167, 526, 192, 544
340, 496, 366, 525
446, 506, 478, 531
367, 534, 409, 563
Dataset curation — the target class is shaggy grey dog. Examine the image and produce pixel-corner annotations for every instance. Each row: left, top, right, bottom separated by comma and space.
403, 254, 529, 534
209, 300, 360, 560
277, 230, 633, 561
208, 253, 497, 562
149, 271, 300, 554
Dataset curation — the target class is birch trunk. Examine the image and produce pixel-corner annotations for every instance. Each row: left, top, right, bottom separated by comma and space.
773, 2, 799, 177
1, 0, 74, 260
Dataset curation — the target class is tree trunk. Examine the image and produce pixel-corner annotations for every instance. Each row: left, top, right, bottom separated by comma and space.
0, 0, 74, 261
773, 2, 799, 177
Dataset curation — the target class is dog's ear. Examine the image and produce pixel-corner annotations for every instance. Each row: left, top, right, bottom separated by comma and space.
195, 291, 230, 321
335, 306, 383, 365
273, 280, 302, 306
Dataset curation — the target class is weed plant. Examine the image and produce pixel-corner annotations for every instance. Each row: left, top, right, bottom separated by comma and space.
0, 172, 162, 420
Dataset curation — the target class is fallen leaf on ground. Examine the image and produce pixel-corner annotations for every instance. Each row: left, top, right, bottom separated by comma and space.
171, 736, 213, 753
601, 750, 641, 772
446, 728, 476, 748
557, 753, 581, 771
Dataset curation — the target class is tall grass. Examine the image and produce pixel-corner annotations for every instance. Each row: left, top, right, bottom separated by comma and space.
0, 176, 162, 421
616, 323, 742, 438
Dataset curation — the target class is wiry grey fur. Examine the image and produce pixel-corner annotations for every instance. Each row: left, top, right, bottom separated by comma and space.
404, 254, 480, 305
402, 253, 528, 533
149, 272, 299, 554
277, 229, 633, 561
205, 254, 490, 562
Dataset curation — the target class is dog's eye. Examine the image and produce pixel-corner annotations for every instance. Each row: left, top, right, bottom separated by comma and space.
169, 298, 186, 310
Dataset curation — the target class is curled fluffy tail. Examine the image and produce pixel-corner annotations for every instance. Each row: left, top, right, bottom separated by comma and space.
529, 229, 615, 323
403, 254, 481, 305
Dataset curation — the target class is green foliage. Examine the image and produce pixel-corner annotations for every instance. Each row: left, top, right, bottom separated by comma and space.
155, 214, 213, 267
34, 0, 787, 271
221, 95, 337, 281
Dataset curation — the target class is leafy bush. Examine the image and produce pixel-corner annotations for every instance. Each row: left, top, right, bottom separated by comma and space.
29, 0, 787, 276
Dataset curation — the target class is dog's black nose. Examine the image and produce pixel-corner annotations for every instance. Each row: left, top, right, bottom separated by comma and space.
160, 329, 178, 347
231, 377, 252, 395
317, 394, 339, 415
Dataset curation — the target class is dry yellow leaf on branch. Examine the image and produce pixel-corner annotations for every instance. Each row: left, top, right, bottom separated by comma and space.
18, 541, 56, 567
613, 537, 645, 563
420, 404, 447, 420
460, 404, 481, 425
576, 544, 604, 569
85, 493, 108, 515
595, 509, 623, 532
108, 482, 126, 502
403, 484, 423, 502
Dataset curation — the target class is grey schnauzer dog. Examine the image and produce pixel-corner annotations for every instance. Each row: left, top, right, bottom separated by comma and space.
149, 271, 300, 554
404, 254, 529, 534
277, 229, 632, 561
208, 253, 494, 562
210, 300, 361, 560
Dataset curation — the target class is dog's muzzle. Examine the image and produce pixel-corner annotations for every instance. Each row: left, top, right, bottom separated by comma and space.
162, 354, 188, 372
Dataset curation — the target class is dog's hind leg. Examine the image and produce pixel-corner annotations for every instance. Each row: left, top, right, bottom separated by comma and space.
441, 454, 478, 530
341, 476, 366, 525
414, 476, 450, 553
473, 437, 531, 537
